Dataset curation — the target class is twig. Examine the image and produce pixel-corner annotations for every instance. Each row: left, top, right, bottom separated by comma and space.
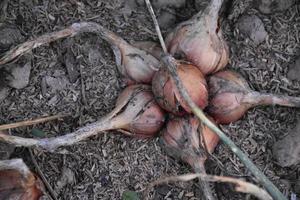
144, 1, 287, 200
0, 114, 66, 131
29, 149, 58, 200
144, 0, 167, 54
144, 173, 272, 200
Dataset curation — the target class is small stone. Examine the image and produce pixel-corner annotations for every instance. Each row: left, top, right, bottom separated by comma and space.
0, 87, 10, 102
8, 61, 31, 89
0, 24, 24, 54
55, 167, 75, 192
255, 0, 295, 14
273, 121, 300, 167
88, 47, 101, 66
45, 75, 70, 92
237, 15, 268, 45
287, 57, 300, 81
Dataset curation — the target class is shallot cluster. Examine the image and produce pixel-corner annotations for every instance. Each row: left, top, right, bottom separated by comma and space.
1, 0, 300, 199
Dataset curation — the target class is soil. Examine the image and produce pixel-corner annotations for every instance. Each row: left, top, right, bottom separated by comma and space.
0, 0, 300, 200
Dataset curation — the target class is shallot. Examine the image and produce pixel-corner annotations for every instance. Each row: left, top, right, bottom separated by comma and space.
152, 60, 208, 115
100, 28, 160, 84
0, 159, 44, 200
161, 116, 219, 200
165, 0, 229, 75
207, 70, 300, 124
0, 85, 165, 151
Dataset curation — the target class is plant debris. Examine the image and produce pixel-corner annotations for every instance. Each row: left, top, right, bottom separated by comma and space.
255, 0, 296, 14
287, 56, 300, 81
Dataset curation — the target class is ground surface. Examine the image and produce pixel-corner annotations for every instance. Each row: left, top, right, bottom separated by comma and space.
0, 0, 300, 199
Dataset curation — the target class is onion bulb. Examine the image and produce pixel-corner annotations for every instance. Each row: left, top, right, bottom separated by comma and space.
0, 85, 166, 151
207, 70, 300, 124
0, 159, 44, 200
152, 60, 208, 115
165, 0, 229, 75
101, 28, 160, 84
161, 116, 219, 200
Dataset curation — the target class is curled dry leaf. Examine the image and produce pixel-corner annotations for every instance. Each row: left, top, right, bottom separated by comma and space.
207, 70, 300, 124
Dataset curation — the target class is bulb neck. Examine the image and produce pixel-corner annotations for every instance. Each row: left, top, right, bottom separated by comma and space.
193, 160, 215, 200
242, 92, 300, 108
207, 0, 224, 31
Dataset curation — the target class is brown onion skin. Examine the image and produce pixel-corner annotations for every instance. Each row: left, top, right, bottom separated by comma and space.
0, 169, 43, 200
207, 70, 300, 124
161, 115, 219, 200
114, 84, 166, 138
152, 62, 208, 115
206, 70, 255, 124
100, 28, 160, 85
165, 1, 229, 75
161, 115, 219, 165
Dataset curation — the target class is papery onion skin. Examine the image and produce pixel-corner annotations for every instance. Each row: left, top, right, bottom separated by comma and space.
160, 115, 218, 200
207, 70, 300, 124
114, 84, 166, 138
206, 70, 254, 124
100, 28, 160, 85
152, 62, 208, 115
165, 0, 229, 75
161, 115, 219, 164
0, 169, 43, 200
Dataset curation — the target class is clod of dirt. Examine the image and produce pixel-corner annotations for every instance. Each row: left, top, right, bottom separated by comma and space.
0, 86, 10, 102
158, 11, 176, 29
0, 141, 15, 160
255, 0, 296, 14
237, 15, 268, 45
44, 75, 70, 92
272, 121, 300, 167
287, 57, 300, 81
55, 167, 75, 193
7, 61, 31, 89
0, 24, 24, 54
